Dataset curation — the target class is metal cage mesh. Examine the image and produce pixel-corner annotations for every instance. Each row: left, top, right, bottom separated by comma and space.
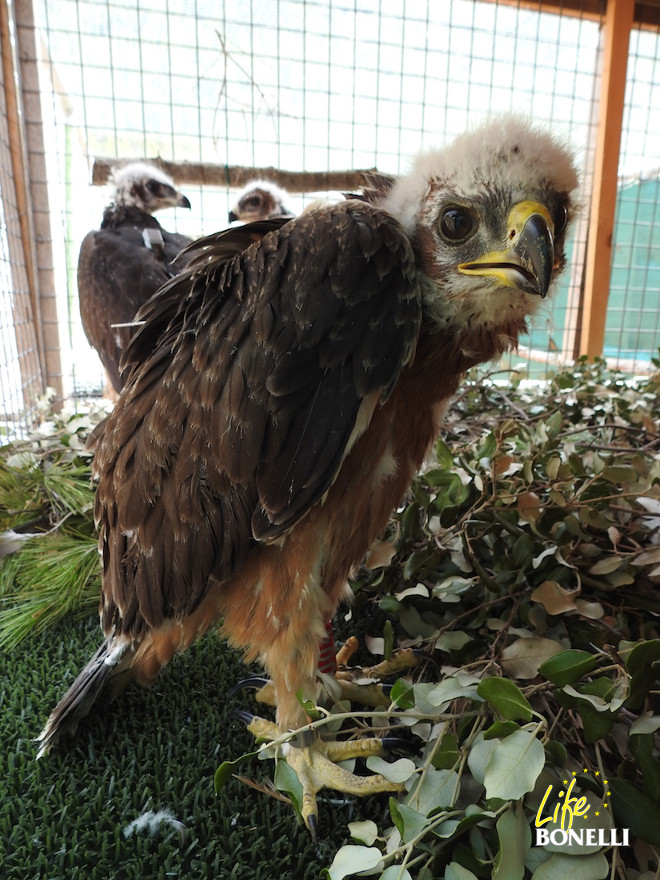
0, 0, 659, 435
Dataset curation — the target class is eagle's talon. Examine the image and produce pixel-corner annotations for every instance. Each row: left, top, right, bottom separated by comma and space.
380, 735, 422, 755
306, 812, 318, 845
226, 676, 272, 698
243, 713, 407, 829
283, 734, 406, 832
233, 708, 258, 726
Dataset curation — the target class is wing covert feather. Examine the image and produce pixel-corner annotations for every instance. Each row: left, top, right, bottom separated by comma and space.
94, 200, 422, 636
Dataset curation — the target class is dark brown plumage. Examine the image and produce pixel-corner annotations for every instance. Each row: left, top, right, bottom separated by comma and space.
40, 120, 579, 812
77, 162, 193, 392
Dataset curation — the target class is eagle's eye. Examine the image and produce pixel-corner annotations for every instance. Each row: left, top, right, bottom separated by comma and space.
146, 180, 159, 194
246, 196, 261, 207
438, 206, 476, 243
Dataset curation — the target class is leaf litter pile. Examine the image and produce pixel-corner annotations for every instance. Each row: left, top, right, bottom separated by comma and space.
1, 358, 659, 880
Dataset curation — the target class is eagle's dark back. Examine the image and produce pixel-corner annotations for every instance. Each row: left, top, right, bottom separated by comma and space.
78, 201, 192, 393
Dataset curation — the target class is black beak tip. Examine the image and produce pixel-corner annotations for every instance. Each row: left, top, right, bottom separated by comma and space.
178, 195, 191, 210
228, 210, 238, 223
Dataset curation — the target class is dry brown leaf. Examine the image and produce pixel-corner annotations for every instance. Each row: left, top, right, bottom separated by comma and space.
365, 538, 397, 569
517, 491, 542, 522
530, 580, 579, 614
500, 636, 563, 679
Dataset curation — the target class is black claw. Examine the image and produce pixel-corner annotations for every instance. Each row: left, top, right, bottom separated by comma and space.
306, 813, 318, 845
226, 676, 271, 698
381, 734, 422, 755
234, 708, 257, 726
412, 648, 439, 668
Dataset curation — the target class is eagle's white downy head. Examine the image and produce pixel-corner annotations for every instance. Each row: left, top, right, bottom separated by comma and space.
110, 163, 191, 214
378, 116, 580, 331
228, 179, 293, 224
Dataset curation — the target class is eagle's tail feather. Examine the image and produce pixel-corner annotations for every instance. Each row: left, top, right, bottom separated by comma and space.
36, 638, 131, 758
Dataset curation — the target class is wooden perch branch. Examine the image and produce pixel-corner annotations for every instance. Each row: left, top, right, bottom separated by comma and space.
92, 158, 379, 193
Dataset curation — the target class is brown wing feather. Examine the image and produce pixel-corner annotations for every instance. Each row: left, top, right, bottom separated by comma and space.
77, 207, 193, 391
93, 200, 422, 638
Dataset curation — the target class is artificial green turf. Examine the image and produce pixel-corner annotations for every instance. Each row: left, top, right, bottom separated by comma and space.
0, 616, 387, 878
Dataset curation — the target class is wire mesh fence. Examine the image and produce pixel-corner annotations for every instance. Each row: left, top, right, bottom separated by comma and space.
0, 0, 47, 439
608, 16, 660, 369
0, 0, 659, 438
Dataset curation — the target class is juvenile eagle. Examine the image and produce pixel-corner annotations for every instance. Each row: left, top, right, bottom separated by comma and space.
77, 162, 193, 393
228, 178, 294, 223
40, 117, 578, 826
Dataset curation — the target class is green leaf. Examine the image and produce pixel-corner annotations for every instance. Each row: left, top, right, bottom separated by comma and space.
383, 618, 394, 660
483, 720, 520, 740
213, 750, 258, 792
539, 650, 597, 686
601, 465, 638, 484
390, 678, 415, 710
422, 677, 481, 708
629, 733, 660, 801
296, 690, 322, 720
445, 863, 479, 880
530, 853, 609, 880
379, 595, 402, 614
467, 734, 499, 787
380, 867, 413, 880
435, 630, 472, 652
575, 704, 616, 744
512, 532, 536, 568
563, 675, 627, 712
493, 803, 530, 880
544, 741, 567, 768
482, 730, 545, 800
433, 439, 455, 469
348, 819, 378, 846
327, 845, 383, 880
630, 714, 660, 734
431, 732, 460, 769
389, 797, 404, 838
274, 760, 303, 820
396, 803, 431, 844
398, 501, 420, 542
406, 768, 459, 812
477, 677, 533, 721
625, 639, 660, 676
608, 778, 660, 845
588, 556, 622, 575
624, 639, 660, 710
366, 756, 416, 784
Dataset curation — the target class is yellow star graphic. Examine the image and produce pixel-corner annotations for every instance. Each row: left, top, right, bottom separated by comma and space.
595, 811, 600, 816
595, 771, 600, 776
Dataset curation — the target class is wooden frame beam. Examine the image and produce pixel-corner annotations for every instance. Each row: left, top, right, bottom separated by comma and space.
579, 0, 635, 360
15, 0, 63, 401
0, 0, 46, 409
479, 0, 659, 29
92, 158, 377, 194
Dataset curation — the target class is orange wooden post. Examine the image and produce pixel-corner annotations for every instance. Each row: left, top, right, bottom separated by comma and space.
579, 0, 635, 360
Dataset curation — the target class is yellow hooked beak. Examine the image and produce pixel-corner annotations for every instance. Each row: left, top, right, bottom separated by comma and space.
458, 200, 555, 298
